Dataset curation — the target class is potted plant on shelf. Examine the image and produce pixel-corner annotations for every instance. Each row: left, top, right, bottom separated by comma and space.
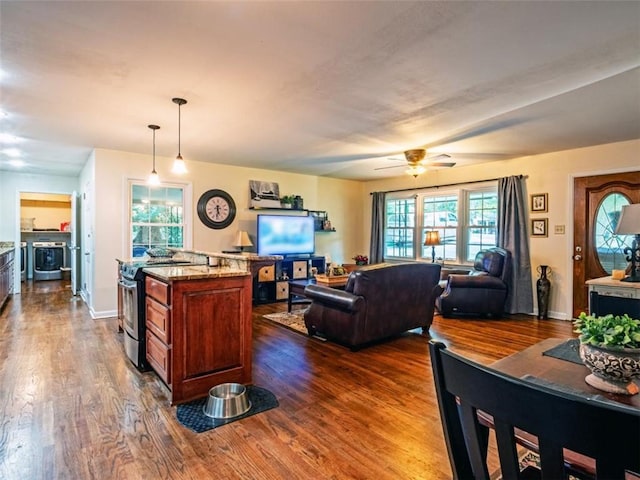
280, 195, 294, 209
573, 312, 640, 395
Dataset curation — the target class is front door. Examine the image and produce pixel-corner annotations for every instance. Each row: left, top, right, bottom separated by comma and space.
572, 171, 640, 317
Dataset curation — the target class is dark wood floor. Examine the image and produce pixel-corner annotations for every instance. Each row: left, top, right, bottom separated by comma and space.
0, 280, 576, 479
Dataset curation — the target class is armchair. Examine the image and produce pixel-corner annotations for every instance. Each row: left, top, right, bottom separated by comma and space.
303, 262, 442, 350
436, 247, 511, 317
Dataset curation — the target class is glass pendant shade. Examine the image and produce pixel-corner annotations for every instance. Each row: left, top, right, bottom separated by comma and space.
172, 154, 187, 174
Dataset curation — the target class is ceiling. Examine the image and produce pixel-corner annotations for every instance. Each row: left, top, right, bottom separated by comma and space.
1, 1, 639, 181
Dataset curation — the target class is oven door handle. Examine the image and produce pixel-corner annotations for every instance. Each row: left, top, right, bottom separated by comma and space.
118, 280, 137, 291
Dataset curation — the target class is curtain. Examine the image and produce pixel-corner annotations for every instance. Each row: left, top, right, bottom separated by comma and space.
498, 176, 533, 314
369, 192, 386, 264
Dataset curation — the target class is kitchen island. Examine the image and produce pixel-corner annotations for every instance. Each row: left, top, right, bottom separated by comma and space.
143, 264, 252, 404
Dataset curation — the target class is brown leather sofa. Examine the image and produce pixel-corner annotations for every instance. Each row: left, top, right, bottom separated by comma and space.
436, 247, 511, 317
303, 262, 442, 350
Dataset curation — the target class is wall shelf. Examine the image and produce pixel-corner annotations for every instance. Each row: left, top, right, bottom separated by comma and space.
248, 207, 308, 212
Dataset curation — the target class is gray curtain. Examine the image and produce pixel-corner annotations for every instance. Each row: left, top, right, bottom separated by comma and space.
369, 192, 386, 264
498, 176, 533, 314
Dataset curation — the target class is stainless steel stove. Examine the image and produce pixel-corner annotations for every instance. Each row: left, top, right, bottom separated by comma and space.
118, 258, 193, 370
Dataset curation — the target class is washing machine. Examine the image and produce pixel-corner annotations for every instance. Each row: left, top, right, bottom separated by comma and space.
20, 242, 27, 281
33, 241, 66, 281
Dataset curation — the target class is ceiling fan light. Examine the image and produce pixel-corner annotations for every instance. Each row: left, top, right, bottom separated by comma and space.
172, 154, 187, 174
406, 165, 425, 177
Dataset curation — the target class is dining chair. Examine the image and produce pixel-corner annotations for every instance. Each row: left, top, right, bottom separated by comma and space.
428, 340, 640, 480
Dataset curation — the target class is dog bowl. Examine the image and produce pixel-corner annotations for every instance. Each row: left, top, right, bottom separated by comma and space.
203, 383, 251, 419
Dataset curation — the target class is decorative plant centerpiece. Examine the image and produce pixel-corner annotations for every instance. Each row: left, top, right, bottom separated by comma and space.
353, 254, 369, 266
573, 312, 640, 395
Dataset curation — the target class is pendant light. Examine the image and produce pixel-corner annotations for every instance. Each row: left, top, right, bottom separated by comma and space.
171, 97, 188, 174
147, 124, 160, 185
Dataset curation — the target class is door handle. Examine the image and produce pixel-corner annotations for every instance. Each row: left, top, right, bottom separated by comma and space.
573, 254, 582, 261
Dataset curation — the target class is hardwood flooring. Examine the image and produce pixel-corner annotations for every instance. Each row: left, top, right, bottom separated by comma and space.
0, 280, 575, 479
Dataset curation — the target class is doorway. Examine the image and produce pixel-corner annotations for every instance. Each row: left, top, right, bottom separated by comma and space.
572, 171, 640, 317
16, 191, 80, 295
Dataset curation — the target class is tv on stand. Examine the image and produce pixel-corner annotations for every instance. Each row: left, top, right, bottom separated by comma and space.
256, 214, 315, 257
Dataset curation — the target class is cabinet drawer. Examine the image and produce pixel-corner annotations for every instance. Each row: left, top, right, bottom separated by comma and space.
146, 276, 170, 304
592, 286, 639, 299
292, 261, 308, 279
258, 265, 275, 282
276, 281, 289, 300
146, 331, 171, 385
146, 297, 171, 344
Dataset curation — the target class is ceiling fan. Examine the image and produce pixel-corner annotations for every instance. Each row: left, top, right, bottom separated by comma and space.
374, 149, 456, 177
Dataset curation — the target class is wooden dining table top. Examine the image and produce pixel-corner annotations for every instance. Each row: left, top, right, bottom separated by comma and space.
490, 337, 640, 410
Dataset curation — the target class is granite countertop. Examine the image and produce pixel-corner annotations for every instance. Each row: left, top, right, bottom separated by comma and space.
168, 247, 282, 262
0, 242, 15, 257
143, 265, 250, 281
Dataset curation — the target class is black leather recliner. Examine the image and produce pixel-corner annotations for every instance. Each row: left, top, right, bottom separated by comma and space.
303, 262, 442, 350
436, 248, 511, 317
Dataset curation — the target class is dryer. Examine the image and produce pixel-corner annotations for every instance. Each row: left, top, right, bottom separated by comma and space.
33, 242, 66, 281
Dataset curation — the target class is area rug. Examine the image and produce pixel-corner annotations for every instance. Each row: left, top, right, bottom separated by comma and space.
176, 385, 278, 433
262, 309, 308, 334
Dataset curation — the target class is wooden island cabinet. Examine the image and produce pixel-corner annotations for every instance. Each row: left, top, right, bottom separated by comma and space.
143, 265, 253, 404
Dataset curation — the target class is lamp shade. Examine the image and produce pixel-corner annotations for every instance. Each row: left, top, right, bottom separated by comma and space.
234, 231, 253, 248
615, 204, 640, 235
424, 230, 441, 246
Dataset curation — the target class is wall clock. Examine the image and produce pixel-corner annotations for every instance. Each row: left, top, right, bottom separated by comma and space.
197, 189, 236, 229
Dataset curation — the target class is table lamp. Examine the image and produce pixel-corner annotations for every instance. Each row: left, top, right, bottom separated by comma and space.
424, 230, 440, 263
234, 231, 253, 252
615, 203, 640, 282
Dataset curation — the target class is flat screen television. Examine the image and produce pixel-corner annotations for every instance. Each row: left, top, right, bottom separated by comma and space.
257, 214, 315, 256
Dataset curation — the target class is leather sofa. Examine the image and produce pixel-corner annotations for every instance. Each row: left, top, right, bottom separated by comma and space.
303, 262, 442, 350
436, 247, 511, 317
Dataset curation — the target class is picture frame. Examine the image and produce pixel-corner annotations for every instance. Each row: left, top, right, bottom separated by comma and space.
531, 218, 548, 237
530, 193, 548, 213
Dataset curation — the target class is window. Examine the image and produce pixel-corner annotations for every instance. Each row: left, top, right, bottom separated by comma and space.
422, 194, 458, 262
129, 182, 187, 257
465, 189, 498, 261
384, 197, 415, 258
594, 192, 631, 273
385, 185, 497, 264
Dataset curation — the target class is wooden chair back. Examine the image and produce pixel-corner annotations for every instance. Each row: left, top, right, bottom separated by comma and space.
428, 340, 640, 480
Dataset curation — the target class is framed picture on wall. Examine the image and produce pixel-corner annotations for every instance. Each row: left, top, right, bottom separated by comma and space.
530, 193, 548, 212
531, 218, 548, 237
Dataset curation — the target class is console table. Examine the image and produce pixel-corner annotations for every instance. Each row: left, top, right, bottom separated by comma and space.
586, 276, 640, 317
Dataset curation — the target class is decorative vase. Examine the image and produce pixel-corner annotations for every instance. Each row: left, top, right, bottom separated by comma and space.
536, 265, 551, 320
293, 196, 304, 210
579, 343, 640, 395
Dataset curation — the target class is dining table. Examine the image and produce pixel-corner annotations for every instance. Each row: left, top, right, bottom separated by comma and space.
485, 337, 640, 478
490, 337, 640, 409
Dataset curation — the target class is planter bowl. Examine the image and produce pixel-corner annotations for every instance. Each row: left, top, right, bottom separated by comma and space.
579, 342, 640, 395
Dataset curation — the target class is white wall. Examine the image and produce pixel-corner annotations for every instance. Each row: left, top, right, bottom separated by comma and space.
363, 139, 640, 320
90, 148, 365, 317
0, 171, 79, 294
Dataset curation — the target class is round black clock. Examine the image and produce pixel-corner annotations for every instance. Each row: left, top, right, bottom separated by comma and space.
197, 189, 236, 229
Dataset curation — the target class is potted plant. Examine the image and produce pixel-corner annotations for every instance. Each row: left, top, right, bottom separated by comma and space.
280, 195, 294, 208
353, 254, 369, 266
573, 312, 640, 395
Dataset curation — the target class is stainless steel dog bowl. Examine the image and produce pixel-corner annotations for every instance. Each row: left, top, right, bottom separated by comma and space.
203, 383, 251, 419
